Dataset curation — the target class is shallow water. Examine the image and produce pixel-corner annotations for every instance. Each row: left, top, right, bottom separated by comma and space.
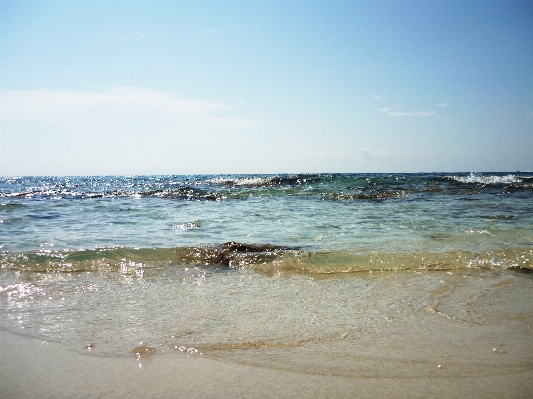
1, 173, 532, 379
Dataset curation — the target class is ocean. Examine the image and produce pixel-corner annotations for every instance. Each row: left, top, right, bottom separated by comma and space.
1, 172, 532, 384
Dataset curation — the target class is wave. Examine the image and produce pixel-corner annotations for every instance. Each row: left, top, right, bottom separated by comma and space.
0, 186, 411, 202
0, 173, 424, 202
0, 187, 231, 201
1, 243, 531, 276
446, 172, 524, 185
205, 176, 281, 187
2, 173, 533, 202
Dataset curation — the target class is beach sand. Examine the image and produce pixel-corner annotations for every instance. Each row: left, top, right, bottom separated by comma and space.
1, 329, 532, 399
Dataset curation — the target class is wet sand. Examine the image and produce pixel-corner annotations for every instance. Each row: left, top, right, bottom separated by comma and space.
1, 330, 532, 399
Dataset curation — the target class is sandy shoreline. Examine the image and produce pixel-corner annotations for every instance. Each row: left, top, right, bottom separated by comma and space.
1, 330, 532, 399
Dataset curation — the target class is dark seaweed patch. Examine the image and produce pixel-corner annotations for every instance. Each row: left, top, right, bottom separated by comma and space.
182, 242, 288, 267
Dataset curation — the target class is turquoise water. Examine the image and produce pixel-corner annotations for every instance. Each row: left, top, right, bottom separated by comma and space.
1, 173, 532, 375
2, 172, 533, 255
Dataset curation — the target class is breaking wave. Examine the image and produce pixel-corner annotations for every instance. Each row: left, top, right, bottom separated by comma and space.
447, 172, 524, 185
1, 243, 531, 276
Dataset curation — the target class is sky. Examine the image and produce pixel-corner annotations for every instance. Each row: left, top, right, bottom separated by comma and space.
1, 0, 532, 176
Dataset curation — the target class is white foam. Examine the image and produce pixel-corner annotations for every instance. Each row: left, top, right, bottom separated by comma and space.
173, 220, 201, 230
448, 172, 522, 184
206, 176, 277, 186
234, 176, 276, 186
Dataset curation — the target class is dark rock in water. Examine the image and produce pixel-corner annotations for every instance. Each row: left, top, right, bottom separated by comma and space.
184, 242, 287, 267
220, 241, 281, 253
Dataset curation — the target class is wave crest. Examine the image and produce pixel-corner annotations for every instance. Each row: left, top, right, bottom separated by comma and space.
1, 244, 531, 276
447, 173, 523, 185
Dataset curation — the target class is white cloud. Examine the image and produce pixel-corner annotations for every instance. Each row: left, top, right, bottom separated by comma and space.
0, 87, 260, 130
372, 95, 382, 100
376, 107, 435, 117
437, 103, 448, 108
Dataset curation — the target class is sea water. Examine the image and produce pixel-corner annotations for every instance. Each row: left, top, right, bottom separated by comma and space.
1, 173, 532, 379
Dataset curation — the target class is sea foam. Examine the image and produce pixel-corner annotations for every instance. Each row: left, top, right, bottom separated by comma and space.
447, 172, 522, 184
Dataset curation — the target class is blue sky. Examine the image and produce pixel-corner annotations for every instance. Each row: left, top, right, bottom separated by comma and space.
1, 0, 532, 175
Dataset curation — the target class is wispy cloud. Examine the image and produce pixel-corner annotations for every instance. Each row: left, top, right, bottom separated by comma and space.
357, 148, 373, 160
0, 87, 260, 130
437, 103, 448, 108
197, 28, 221, 35
377, 107, 435, 117
112, 32, 151, 40
372, 95, 382, 100
131, 31, 151, 39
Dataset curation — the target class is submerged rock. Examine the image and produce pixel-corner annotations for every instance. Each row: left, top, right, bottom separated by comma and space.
220, 241, 281, 253
184, 242, 288, 268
